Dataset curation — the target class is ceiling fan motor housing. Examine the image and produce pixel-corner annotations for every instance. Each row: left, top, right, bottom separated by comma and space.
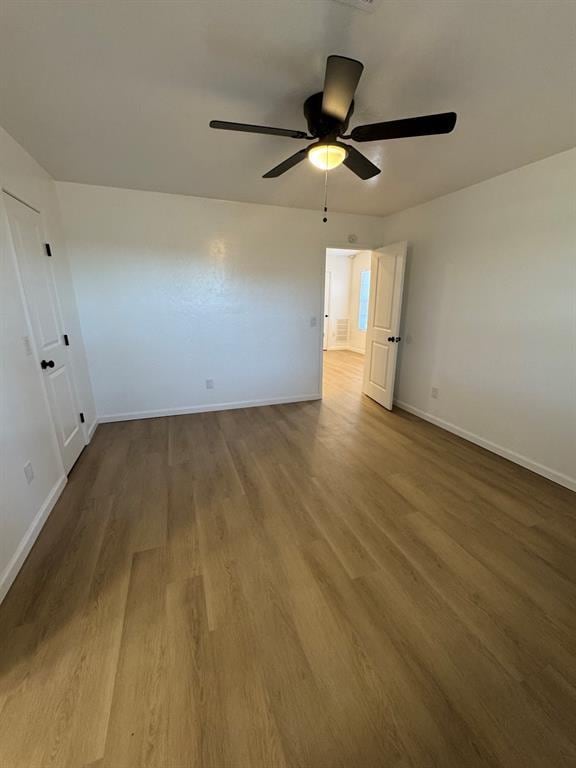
304, 92, 353, 139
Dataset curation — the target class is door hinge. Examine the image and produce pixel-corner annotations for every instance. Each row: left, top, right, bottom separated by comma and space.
44, 243, 52, 257
79, 412, 85, 423
63, 333, 70, 346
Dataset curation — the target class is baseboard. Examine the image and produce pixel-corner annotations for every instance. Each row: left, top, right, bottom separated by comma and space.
99, 393, 322, 423
347, 346, 365, 355
0, 475, 67, 605
394, 399, 576, 493
87, 418, 98, 441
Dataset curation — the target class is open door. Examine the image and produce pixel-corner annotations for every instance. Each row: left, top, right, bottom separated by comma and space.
362, 242, 407, 410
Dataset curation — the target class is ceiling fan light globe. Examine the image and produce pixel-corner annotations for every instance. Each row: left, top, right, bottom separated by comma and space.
308, 143, 348, 171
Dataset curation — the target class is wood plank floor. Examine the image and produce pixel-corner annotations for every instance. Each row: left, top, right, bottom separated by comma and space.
1, 350, 575, 768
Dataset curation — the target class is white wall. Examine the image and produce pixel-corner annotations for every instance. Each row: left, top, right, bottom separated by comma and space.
0, 126, 96, 602
348, 250, 372, 354
385, 148, 576, 491
325, 250, 351, 349
56, 182, 386, 421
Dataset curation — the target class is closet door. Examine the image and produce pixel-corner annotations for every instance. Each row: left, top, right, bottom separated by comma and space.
4, 192, 84, 472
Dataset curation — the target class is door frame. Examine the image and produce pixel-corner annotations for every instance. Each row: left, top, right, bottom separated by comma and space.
2, 187, 89, 469
323, 269, 332, 351
320, 241, 382, 394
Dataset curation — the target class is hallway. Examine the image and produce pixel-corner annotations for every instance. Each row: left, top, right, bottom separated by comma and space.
322, 349, 365, 399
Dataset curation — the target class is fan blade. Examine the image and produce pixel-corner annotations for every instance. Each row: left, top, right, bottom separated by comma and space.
343, 146, 381, 180
350, 112, 457, 142
322, 55, 364, 122
210, 120, 308, 139
263, 149, 309, 178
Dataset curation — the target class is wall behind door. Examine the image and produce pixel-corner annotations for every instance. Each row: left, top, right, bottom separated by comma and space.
325, 250, 351, 350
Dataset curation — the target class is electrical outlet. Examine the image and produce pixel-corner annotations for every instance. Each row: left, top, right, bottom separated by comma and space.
24, 461, 34, 484
206, 379, 214, 390
431, 387, 439, 400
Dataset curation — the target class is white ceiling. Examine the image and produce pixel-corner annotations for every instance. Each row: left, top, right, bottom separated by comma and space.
1, 0, 575, 216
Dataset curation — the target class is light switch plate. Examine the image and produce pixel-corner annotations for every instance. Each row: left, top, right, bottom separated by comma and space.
24, 461, 34, 484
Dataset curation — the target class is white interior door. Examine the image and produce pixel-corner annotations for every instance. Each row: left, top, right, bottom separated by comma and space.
323, 270, 331, 351
4, 192, 85, 472
362, 242, 407, 410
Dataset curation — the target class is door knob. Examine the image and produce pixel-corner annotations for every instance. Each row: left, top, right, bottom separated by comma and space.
387, 336, 402, 343
41, 359, 55, 369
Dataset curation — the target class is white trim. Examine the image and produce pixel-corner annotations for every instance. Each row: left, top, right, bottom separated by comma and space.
99, 393, 322, 423
1, 188, 41, 214
394, 400, 576, 493
0, 475, 67, 604
87, 418, 99, 441
346, 346, 366, 355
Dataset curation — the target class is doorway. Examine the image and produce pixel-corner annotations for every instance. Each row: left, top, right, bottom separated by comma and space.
322, 247, 369, 399
322, 243, 407, 410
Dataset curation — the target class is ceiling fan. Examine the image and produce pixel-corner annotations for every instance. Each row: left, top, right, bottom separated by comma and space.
210, 55, 457, 180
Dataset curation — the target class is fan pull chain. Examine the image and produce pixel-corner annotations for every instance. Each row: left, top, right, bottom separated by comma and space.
323, 168, 328, 223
